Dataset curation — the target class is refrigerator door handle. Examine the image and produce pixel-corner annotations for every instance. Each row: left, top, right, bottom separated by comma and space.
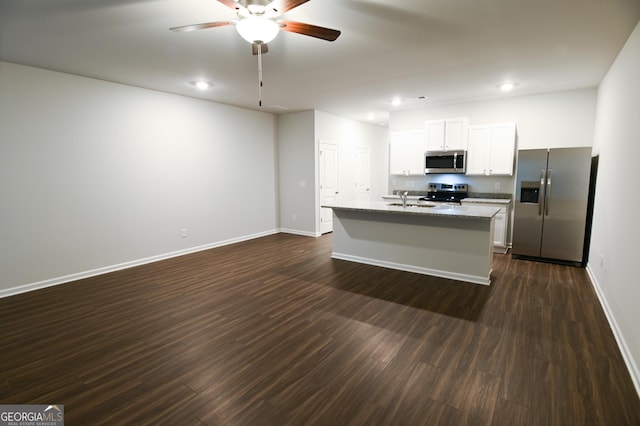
545, 169, 553, 215
539, 168, 546, 216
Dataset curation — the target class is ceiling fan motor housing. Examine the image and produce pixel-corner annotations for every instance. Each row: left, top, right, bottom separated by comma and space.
236, 0, 273, 6
237, 0, 273, 15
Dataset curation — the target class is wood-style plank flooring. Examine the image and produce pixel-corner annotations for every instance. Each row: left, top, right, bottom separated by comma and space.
1, 233, 639, 425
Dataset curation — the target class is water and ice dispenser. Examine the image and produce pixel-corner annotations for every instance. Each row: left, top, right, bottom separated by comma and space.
520, 181, 540, 203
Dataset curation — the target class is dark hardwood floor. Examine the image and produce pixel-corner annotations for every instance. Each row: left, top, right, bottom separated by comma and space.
1, 233, 639, 425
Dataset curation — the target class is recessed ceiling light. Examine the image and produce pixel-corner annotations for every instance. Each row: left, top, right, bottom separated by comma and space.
391, 97, 402, 106
500, 82, 515, 92
192, 81, 213, 90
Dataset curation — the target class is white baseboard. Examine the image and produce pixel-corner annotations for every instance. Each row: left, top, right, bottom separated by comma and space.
586, 264, 640, 399
331, 252, 491, 286
0, 229, 279, 299
279, 228, 322, 237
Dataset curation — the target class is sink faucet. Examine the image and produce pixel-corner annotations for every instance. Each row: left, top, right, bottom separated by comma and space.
399, 191, 408, 208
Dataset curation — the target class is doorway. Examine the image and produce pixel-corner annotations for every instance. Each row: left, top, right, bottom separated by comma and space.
355, 146, 371, 201
319, 142, 338, 234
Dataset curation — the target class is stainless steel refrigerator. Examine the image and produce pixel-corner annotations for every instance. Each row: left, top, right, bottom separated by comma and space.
512, 147, 593, 265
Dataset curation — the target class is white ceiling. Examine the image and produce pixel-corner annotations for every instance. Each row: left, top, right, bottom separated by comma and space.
1, 0, 639, 127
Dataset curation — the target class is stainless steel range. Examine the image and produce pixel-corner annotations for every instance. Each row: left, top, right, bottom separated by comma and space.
419, 183, 468, 204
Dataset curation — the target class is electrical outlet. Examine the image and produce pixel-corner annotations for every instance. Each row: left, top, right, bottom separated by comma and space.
292, 213, 297, 221
181, 228, 187, 239
494, 181, 501, 190
600, 254, 605, 268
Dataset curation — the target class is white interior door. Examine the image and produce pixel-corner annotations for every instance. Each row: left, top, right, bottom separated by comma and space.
320, 142, 338, 234
355, 146, 370, 201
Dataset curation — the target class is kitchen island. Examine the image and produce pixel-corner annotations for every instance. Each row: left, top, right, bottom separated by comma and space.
322, 200, 500, 285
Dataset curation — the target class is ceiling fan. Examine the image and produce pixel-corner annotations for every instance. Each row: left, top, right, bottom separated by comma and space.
170, 0, 341, 107
170, 0, 341, 54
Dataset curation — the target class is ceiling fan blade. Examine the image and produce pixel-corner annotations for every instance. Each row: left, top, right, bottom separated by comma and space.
252, 43, 269, 55
217, 0, 242, 11
279, 20, 341, 41
170, 21, 233, 33
269, 0, 311, 14
169, 21, 234, 33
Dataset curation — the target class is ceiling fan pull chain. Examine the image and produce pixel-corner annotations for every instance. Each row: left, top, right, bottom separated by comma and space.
257, 44, 263, 107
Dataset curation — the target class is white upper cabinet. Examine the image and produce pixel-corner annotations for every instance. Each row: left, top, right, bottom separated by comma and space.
425, 120, 445, 151
466, 122, 516, 176
389, 130, 426, 175
466, 126, 491, 175
425, 117, 469, 151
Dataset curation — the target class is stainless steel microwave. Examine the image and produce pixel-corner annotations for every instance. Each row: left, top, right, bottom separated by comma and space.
425, 150, 466, 174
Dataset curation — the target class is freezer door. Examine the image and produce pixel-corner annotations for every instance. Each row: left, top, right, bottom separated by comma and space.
512, 149, 548, 257
540, 147, 591, 262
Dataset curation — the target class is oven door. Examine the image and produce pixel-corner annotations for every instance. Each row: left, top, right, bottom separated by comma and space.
425, 151, 466, 174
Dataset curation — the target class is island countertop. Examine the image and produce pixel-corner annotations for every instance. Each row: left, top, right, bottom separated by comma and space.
322, 200, 500, 220
461, 198, 511, 205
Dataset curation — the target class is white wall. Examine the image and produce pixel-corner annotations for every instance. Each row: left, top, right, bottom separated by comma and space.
0, 61, 278, 294
277, 110, 317, 235
588, 20, 640, 394
388, 89, 597, 195
277, 110, 389, 236
316, 110, 389, 202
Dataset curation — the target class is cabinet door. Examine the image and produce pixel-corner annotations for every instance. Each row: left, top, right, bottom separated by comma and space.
466, 125, 491, 175
389, 130, 425, 175
389, 136, 408, 175
405, 133, 426, 174
425, 120, 445, 151
488, 123, 516, 175
493, 212, 507, 247
444, 117, 469, 151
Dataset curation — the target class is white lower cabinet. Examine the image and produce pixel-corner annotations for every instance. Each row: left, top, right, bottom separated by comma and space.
493, 210, 507, 250
461, 199, 510, 253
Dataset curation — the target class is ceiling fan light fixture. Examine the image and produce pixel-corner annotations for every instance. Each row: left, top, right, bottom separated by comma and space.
236, 17, 279, 44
